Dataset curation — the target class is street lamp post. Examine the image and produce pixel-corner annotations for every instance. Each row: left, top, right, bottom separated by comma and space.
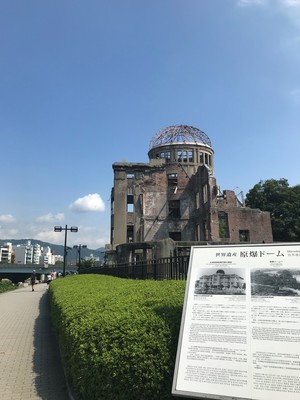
73, 244, 87, 273
54, 225, 78, 276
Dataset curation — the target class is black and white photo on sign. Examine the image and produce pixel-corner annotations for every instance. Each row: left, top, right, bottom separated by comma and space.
251, 268, 300, 297
194, 267, 246, 295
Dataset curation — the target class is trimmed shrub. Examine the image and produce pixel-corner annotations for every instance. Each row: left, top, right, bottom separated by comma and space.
0, 279, 16, 293
50, 275, 185, 400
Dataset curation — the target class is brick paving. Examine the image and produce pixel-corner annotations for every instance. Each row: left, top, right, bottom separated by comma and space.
0, 283, 69, 399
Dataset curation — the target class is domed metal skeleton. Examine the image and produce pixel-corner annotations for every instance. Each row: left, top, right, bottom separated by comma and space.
150, 125, 212, 149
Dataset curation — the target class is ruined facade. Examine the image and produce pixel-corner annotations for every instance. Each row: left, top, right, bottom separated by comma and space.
107, 125, 273, 264
197, 269, 245, 291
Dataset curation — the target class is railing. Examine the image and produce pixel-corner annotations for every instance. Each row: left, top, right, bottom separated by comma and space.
80, 255, 190, 280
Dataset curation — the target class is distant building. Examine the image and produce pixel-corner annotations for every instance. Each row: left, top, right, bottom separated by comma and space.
53, 254, 63, 264
13, 241, 34, 264
40, 246, 55, 266
0, 241, 56, 265
0, 242, 13, 263
33, 243, 42, 264
82, 254, 101, 266
107, 125, 273, 264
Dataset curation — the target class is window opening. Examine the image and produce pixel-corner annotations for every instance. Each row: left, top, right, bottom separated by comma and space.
127, 194, 134, 212
202, 184, 208, 203
239, 230, 250, 242
160, 151, 171, 160
202, 220, 207, 241
168, 173, 178, 187
218, 212, 229, 238
169, 232, 181, 241
195, 224, 200, 241
168, 200, 181, 218
196, 192, 200, 209
127, 225, 134, 243
127, 203, 134, 212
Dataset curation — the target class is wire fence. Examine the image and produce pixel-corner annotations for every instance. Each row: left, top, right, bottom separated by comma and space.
80, 255, 190, 280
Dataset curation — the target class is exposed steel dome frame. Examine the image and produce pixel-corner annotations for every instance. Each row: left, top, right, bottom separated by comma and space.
150, 125, 212, 149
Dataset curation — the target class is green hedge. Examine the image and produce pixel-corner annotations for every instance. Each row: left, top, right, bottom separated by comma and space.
0, 279, 16, 293
50, 275, 185, 400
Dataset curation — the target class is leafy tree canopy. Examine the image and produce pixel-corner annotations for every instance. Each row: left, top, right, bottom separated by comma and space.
245, 178, 300, 242
80, 258, 96, 270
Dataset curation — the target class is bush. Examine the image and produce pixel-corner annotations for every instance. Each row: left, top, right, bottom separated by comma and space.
50, 275, 185, 400
0, 279, 16, 294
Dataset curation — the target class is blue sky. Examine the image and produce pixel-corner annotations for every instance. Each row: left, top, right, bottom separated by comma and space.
0, 0, 299, 249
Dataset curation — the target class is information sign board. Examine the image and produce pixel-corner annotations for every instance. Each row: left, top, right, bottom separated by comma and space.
172, 243, 300, 400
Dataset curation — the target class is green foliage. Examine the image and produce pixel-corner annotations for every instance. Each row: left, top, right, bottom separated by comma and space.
219, 217, 229, 238
50, 275, 185, 400
0, 280, 16, 293
245, 178, 300, 242
80, 258, 96, 270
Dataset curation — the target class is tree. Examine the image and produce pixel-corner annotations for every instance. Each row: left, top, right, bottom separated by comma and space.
80, 258, 96, 270
245, 178, 300, 242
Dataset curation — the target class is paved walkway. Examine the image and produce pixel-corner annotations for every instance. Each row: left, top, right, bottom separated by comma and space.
0, 283, 69, 400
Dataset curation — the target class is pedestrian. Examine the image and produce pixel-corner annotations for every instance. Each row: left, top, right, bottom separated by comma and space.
30, 270, 36, 292
46, 272, 52, 289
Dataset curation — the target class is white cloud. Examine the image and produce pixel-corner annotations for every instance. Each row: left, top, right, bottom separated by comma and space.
0, 214, 16, 223
279, 0, 300, 24
290, 88, 300, 95
69, 193, 105, 213
237, 0, 267, 6
237, 0, 300, 6
237, 0, 300, 26
36, 230, 65, 244
75, 225, 110, 248
279, 0, 300, 7
289, 87, 300, 103
0, 227, 19, 237
36, 213, 65, 223
36, 226, 109, 249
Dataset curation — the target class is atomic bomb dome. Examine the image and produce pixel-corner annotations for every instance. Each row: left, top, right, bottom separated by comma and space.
149, 124, 212, 149
108, 123, 273, 267
148, 124, 214, 175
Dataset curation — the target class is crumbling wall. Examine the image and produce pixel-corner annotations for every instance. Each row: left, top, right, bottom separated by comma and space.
210, 190, 273, 243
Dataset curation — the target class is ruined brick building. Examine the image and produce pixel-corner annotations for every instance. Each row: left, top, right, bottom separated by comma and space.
106, 125, 273, 264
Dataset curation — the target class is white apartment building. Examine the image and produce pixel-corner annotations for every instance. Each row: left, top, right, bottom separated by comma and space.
0, 242, 13, 263
1, 241, 60, 266
40, 246, 55, 266
53, 254, 63, 264
33, 243, 42, 264
8, 241, 54, 265
13, 241, 34, 264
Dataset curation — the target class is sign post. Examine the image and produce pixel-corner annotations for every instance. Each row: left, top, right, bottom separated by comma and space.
172, 243, 300, 400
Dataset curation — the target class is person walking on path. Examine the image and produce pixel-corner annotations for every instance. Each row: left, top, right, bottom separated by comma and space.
46, 272, 52, 289
30, 270, 36, 291
0, 283, 69, 399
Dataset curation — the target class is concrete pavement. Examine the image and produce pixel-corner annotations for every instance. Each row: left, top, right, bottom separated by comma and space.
0, 283, 69, 399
